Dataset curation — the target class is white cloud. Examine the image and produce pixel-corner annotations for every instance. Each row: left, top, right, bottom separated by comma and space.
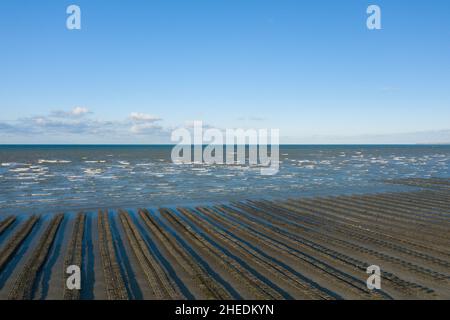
71, 107, 90, 116
0, 108, 167, 141
128, 112, 164, 134
130, 112, 161, 122
130, 123, 163, 134
51, 107, 91, 118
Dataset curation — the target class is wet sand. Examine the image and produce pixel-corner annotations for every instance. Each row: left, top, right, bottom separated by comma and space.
0, 178, 449, 300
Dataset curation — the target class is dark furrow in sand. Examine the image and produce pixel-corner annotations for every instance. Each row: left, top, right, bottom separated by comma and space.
119, 210, 183, 299
301, 198, 450, 243
152, 212, 243, 299
313, 198, 450, 244
226, 202, 437, 297
212, 205, 389, 299
8, 214, 64, 300
387, 178, 450, 190
236, 201, 449, 286
179, 208, 297, 299
161, 208, 282, 300
0, 216, 40, 273
191, 207, 335, 300
196, 206, 342, 299
343, 193, 450, 221
329, 196, 450, 229
63, 213, 86, 300
411, 188, 450, 198
371, 193, 450, 214
0, 216, 16, 237
363, 190, 450, 209
33, 215, 68, 300
414, 189, 450, 199
253, 200, 450, 269
176, 207, 292, 299
138, 209, 232, 300
291, 198, 450, 247
377, 197, 450, 218
386, 182, 450, 194
279, 199, 450, 259
97, 210, 128, 300
109, 212, 145, 300
240, 203, 443, 297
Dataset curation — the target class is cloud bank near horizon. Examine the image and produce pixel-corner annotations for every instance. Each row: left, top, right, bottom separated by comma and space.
0, 108, 171, 143
1, 108, 450, 144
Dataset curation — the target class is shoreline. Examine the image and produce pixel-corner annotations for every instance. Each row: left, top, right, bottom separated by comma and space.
0, 182, 429, 217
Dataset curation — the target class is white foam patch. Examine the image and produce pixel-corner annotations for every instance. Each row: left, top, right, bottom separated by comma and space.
38, 159, 71, 164
9, 168, 30, 172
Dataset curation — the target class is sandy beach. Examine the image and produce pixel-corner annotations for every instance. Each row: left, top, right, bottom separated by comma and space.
0, 177, 449, 300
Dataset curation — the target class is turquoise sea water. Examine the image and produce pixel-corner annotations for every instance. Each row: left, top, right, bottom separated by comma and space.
0, 145, 449, 214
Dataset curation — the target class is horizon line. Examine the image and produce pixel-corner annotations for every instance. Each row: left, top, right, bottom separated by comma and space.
1, 143, 449, 147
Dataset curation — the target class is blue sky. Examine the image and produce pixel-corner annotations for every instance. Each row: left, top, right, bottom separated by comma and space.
0, 0, 450, 143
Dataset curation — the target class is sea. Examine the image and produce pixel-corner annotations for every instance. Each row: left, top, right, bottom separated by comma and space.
0, 145, 449, 215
